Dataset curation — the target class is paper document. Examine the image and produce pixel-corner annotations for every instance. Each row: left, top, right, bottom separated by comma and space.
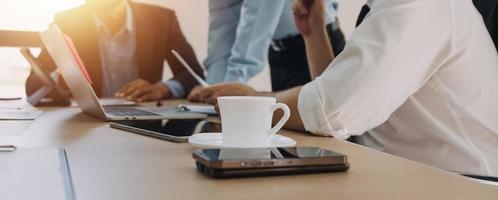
0, 108, 42, 120
180, 104, 217, 115
0, 147, 75, 200
0, 120, 32, 136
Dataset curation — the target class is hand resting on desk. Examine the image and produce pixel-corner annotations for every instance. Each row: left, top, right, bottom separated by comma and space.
115, 79, 171, 102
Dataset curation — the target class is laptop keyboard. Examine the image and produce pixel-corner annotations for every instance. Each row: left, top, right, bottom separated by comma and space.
104, 107, 160, 117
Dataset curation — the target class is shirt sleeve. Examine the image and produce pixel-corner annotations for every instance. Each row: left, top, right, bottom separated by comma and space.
223, 0, 287, 83
297, 2, 452, 138
163, 79, 185, 99
204, 0, 241, 84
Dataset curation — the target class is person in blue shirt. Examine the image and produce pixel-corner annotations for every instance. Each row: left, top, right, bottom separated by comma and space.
188, 0, 345, 101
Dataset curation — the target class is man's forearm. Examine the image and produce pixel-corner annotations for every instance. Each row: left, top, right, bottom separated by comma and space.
258, 86, 305, 132
304, 28, 334, 79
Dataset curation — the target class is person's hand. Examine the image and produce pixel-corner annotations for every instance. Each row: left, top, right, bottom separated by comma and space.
187, 86, 204, 102
292, 0, 327, 37
197, 83, 257, 105
115, 79, 170, 102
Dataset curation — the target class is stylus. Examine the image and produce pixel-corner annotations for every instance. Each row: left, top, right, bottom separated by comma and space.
0, 97, 22, 101
171, 50, 209, 87
0, 145, 17, 152
462, 173, 498, 182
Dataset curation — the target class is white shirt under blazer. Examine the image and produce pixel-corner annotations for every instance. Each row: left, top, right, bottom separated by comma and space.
298, 0, 498, 176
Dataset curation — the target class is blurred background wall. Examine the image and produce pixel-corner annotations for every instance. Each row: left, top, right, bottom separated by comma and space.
137, 0, 365, 91
0, 0, 365, 97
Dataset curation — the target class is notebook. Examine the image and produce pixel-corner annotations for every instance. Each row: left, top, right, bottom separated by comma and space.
0, 147, 75, 200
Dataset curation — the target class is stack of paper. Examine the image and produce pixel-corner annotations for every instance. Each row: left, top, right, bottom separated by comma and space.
0, 147, 75, 200
180, 104, 217, 115
0, 108, 42, 120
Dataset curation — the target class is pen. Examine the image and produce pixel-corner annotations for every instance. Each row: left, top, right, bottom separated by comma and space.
0, 97, 22, 101
177, 104, 190, 112
171, 50, 210, 87
462, 174, 498, 182
0, 145, 17, 152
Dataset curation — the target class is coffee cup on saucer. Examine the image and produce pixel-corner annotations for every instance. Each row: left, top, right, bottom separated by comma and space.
218, 96, 291, 148
188, 96, 296, 148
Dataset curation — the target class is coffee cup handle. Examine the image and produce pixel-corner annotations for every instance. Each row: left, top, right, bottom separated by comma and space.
268, 103, 291, 136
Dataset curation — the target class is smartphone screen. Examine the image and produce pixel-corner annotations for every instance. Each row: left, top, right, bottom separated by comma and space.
199, 147, 346, 161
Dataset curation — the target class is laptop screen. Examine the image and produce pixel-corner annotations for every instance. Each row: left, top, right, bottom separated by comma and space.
62, 34, 93, 85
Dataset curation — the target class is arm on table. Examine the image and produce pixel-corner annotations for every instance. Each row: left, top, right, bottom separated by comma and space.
197, 83, 305, 132
269, 86, 305, 132
222, 0, 287, 83
293, 0, 334, 79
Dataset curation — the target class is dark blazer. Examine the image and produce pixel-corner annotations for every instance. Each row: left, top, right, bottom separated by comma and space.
26, 2, 204, 97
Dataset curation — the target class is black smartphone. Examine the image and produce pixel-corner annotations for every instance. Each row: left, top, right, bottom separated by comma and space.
110, 119, 220, 142
193, 147, 349, 178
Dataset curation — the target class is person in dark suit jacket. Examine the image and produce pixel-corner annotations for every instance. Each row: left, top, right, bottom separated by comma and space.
26, 0, 204, 102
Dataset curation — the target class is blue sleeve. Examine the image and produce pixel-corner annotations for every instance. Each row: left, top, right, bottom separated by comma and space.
162, 80, 185, 99
224, 0, 286, 83
204, 0, 287, 84
204, 0, 242, 84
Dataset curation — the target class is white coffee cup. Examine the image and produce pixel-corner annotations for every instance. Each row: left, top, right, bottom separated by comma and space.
218, 96, 291, 147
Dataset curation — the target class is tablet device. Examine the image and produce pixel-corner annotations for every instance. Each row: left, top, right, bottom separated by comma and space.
109, 119, 219, 142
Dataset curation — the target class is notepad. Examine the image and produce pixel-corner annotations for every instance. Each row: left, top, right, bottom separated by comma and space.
0, 147, 75, 200
0, 121, 32, 136
0, 108, 42, 120
180, 104, 217, 115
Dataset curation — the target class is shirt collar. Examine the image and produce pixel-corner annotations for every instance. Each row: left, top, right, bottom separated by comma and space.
93, 1, 133, 33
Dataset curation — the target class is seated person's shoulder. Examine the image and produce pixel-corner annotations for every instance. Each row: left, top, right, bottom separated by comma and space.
130, 2, 176, 19
53, 4, 90, 25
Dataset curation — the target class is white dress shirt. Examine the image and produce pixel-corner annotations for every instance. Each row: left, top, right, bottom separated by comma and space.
298, 0, 498, 176
94, 2, 138, 97
94, 2, 185, 98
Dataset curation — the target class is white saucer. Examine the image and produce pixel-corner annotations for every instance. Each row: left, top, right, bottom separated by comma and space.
188, 133, 297, 148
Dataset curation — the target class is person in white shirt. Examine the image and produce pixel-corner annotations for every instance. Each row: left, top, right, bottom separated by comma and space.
194, 0, 498, 176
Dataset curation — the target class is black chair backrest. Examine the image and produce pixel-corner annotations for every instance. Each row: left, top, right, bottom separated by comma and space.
473, 0, 498, 51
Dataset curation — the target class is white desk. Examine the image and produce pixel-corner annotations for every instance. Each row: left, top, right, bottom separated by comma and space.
1, 100, 497, 200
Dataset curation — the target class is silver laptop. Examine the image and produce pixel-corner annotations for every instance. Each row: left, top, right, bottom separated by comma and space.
39, 24, 206, 121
